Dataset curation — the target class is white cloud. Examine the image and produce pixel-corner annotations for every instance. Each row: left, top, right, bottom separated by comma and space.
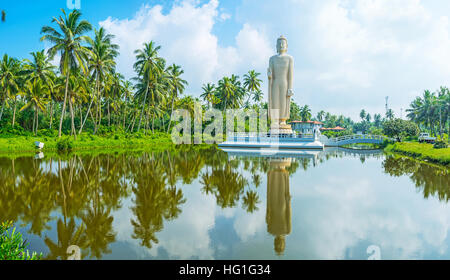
98, 0, 450, 120
234, 0, 450, 119
99, 0, 272, 97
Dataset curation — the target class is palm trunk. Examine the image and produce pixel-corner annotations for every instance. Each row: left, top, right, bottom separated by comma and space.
49, 97, 54, 129
130, 114, 136, 132
137, 87, 149, 132
107, 99, 111, 127
59, 74, 70, 138
35, 107, 39, 135
69, 97, 77, 140
32, 107, 36, 135
12, 96, 17, 127
0, 98, 5, 122
167, 98, 175, 133
80, 79, 98, 134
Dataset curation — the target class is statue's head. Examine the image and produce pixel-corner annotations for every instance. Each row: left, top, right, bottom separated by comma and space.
277, 35, 288, 54
274, 235, 286, 256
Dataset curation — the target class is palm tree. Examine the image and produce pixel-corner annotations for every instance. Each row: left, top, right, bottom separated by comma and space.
133, 42, 163, 132
386, 108, 395, 120
243, 70, 262, 105
40, 9, 92, 139
0, 54, 20, 123
374, 114, 382, 128
85, 27, 118, 134
20, 80, 48, 135
200, 83, 216, 108
166, 64, 187, 133
22, 50, 56, 128
317, 110, 325, 122
365, 113, 371, 123
216, 76, 235, 110
299, 105, 312, 121
360, 109, 366, 122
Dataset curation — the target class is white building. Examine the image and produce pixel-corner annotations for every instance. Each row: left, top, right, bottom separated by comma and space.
290, 121, 324, 135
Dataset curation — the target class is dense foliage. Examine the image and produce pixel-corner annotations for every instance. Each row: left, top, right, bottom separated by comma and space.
0, 221, 42, 260
383, 118, 419, 142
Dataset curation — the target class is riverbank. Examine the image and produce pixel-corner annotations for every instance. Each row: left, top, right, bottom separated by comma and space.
0, 132, 174, 154
385, 142, 450, 167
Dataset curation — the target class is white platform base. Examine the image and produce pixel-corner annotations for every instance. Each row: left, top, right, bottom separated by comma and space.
218, 140, 324, 150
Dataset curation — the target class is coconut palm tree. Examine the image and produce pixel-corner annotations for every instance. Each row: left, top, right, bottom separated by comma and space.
243, 70, 262, 105
166, 64, 188, 133
386, 108, 395, 121
316, 110, 325, 122
20, 80, 49, 135
216, 76, 236, 110
22, 50, 56, 128
85, 27, 119, 133
299, 105, 312, 121
200, 83, 216, 108
0, 55, 20, 123
40, 9, 92, 138
360, 109, 366, 122
133, 42, 163, 132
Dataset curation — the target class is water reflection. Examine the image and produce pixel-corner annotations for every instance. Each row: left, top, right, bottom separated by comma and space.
267, 158, 292, 255
383, 155, 450, 202
0, 147, 448, 259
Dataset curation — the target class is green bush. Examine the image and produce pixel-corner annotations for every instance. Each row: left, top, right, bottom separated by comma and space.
0, 221, 42, 260
434, 134, 449, 149
57, 137, 73, 151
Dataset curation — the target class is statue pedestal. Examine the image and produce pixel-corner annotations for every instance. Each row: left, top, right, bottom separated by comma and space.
270, 128, 294, 135
270, 123, 293, 135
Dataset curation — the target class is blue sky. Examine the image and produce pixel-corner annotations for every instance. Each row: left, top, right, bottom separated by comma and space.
1, 0, 450, 120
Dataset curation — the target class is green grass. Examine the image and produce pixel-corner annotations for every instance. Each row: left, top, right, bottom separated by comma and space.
385, 142, 450, 166
0, 132, 174, 154
0, 221, 42, 260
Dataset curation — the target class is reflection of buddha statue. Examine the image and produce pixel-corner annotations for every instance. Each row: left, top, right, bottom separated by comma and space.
266, 158, 292, 256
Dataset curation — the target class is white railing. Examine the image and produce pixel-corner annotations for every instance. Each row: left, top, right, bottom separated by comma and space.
322, 134, 392, 146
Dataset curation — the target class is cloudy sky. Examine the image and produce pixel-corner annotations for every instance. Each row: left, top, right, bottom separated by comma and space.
1, 0, 450, 120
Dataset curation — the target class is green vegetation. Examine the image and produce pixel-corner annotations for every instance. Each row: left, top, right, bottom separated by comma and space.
0, 221, 42, 260
383, 118, 419, 142
385, 142, 450, 166
0, 130, 172, 153
406, 87, 450, 137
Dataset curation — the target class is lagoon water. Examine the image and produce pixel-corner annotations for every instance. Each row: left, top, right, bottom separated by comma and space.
1, 147, 449, 260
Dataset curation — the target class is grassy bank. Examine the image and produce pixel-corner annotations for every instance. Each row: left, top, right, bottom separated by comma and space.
385, 142, 450, 167
0, 132, 174, 154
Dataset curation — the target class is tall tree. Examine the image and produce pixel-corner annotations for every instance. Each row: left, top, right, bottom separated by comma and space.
40, 9, 92, 139
133, 42, 163, 132
0, 55, 20, 123
166, 64, 187, 133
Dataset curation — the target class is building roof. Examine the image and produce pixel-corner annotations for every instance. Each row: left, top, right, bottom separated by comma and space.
289, 120, 324, 125
320, 126, 346, 131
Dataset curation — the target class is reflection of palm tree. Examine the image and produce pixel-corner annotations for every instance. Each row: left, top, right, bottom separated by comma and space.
44, 218, 86, 260
200, 172, 214, 195
383, 155, 450, 201
209, 165, 247, 208
242, 190, 261, 213
81, 207, 115, 259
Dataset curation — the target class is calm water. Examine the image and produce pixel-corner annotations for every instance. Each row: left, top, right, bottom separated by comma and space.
0, 146, 449, 260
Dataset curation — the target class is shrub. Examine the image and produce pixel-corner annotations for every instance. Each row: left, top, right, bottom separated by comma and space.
0, 221, 42, 260
434, 134, 449, 149
57, 137, 73, 151
383, 119, 419, 142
